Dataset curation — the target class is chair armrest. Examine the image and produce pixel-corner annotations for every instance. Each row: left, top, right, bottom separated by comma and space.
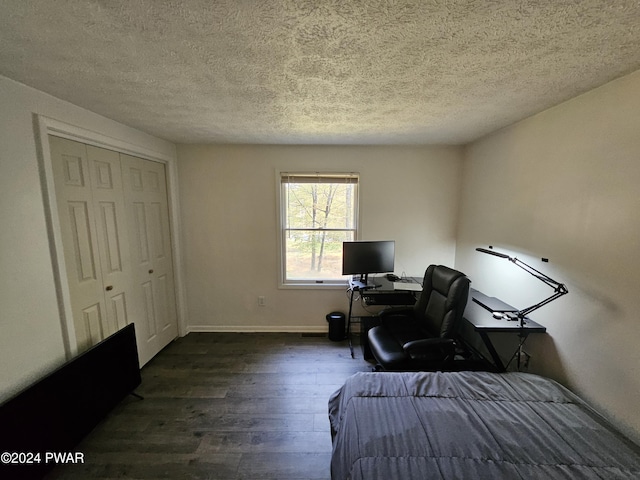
402, 338, 454, 354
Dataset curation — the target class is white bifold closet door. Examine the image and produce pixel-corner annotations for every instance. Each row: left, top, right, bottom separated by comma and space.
49, 136, 177, 365
120, 153, 178, 364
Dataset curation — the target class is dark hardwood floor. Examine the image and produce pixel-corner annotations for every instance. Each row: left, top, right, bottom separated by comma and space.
46, 332, 372, 480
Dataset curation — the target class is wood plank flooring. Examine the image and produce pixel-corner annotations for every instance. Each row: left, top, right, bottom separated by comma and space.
46, 333, 372, 480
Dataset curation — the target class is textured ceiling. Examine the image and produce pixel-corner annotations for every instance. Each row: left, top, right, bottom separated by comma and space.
1, 1, 639, 145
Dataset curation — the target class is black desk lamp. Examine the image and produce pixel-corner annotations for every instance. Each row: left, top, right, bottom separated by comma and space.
476, 247, 569, 327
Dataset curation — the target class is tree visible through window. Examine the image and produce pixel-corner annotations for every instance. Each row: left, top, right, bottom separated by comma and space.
280, 173, 358, 284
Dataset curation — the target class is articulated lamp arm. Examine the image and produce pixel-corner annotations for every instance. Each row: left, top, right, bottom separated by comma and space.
476, 247, 569, 323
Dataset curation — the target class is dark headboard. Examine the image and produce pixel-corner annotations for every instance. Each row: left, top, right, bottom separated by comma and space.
0, 323, 142, 479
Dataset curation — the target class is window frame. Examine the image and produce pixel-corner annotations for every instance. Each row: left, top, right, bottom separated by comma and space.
277, 171, 360, 288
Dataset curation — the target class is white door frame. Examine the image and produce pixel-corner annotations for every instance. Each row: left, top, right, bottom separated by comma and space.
35, 114, 187, 360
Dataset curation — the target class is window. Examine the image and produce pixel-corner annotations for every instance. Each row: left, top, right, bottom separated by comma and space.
279, 173, 359, 286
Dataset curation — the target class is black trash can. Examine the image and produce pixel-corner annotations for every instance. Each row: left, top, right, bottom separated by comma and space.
326, 311, 346, 341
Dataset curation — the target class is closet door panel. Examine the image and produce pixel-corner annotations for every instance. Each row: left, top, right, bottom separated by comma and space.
144, 161, 177, 341
81, 303, 104, 349
86, 145, 133, 339
50, 136, 106, 351
142, 280, 157, 339
110, 292, 129, 331
67, 201, 98, 282
97, 201, 122, 272
157, 273, 171, 331
50, 136, 148, 358
121, 154, 177, 365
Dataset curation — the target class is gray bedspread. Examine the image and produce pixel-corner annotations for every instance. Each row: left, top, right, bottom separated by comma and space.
328, 371, 640, 480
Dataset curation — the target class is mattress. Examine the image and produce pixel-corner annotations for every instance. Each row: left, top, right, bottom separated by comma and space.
329, 371, 640, 479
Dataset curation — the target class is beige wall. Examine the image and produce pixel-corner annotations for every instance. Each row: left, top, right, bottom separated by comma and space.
177, 144, 463, 331
0, 75, 177, 402
455, 70, 640, 442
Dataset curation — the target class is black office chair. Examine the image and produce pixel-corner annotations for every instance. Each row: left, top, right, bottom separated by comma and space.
367, 265, 470, 371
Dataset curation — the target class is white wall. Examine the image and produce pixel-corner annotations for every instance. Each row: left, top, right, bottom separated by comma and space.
0, 75, 177, 402
177, 144, 463, 331
7, 63, 638, 443
455, 70, 640, 442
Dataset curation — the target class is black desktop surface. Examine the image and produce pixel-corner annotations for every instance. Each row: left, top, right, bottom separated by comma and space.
466, 288, 546, 332
349, 275, 422, 291
472, 290, 518, 312
349, 275, 421, 306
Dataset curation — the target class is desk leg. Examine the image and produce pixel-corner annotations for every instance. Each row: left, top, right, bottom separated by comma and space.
505, 331, 530, 371
478, 331, 505, 372
347, 289, 356, 358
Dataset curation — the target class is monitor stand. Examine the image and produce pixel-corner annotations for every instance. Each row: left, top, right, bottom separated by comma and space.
350, 273, 369, 290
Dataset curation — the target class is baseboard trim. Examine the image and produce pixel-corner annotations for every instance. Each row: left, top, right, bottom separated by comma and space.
186, 325, 329, 334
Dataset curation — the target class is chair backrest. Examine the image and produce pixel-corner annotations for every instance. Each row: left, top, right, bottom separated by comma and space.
413, 265, 470, 338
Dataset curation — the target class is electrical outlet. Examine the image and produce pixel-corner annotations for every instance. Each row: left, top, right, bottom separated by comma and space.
258, 296, 266, 306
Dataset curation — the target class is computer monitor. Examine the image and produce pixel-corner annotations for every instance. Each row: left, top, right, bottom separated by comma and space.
342, 240, 395, 284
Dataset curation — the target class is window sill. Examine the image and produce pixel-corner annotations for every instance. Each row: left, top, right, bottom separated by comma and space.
279, 282, 348, 290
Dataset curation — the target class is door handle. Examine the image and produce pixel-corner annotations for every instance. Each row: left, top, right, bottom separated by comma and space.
105, 285, 114, 291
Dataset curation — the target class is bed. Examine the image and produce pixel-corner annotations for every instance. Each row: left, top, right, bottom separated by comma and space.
329, 371, 640, 479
